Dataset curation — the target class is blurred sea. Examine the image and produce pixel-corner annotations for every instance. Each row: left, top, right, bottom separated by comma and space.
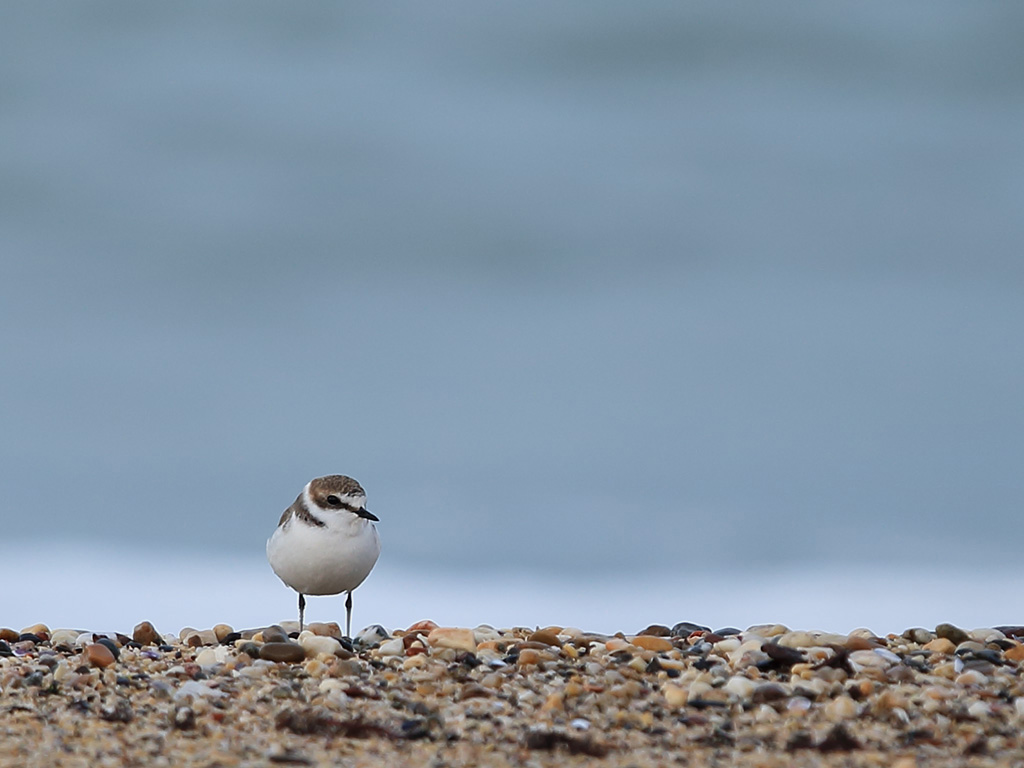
1, 2, 1022, 630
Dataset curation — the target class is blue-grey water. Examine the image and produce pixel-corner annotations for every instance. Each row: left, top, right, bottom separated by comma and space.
2, 1, 1023, 628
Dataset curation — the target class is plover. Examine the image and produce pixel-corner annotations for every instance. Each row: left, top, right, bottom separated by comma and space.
266, 475, 381, 637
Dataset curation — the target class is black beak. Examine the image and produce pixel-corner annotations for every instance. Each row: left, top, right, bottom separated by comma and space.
357, 508, 379, 522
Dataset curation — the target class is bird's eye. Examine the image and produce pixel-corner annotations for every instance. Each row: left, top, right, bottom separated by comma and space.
326, 495, 341, 506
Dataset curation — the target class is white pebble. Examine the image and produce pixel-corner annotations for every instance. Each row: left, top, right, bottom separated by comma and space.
967, 700, 991, 719
175, 680, 226, 701
787, 696, 812, 713
723, 676, 755, 700
377, 637, 405, 657
298, 631, 342, 658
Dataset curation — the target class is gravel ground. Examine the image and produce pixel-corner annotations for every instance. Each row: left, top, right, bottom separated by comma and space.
2, 618, 1024, 767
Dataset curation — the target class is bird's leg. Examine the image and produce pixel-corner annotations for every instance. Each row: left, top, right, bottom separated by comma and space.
298, 593, 306, 633
345, 591, 353, 639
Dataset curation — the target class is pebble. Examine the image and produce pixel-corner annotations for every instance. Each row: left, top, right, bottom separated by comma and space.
49, 629, 79, 648
84, 643, 116, 668
261, 625, 290, 644
631, 635, 673, 652
527, 629, 561, 647
662, 683, 687, 708
306, 622, 342, 638
426, 627, 477, 653
298, 631, 343, 658
670, 621, 710, 637
356, 625, 389, 646
213, 624, 234, 642
923, 637, 956, 654
377, 637, 405, 657
935, 622, 970, 645
259, 642, 306, 663
20, 623, 49, 639
133, 621, 162, 646
1004, 644, 1024, 662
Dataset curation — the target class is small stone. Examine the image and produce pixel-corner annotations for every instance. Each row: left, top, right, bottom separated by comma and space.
956, 669, 988, 686
924, 637, 956, 655
173, 706, 196, 730
663, 683, 687, 708
307, 622, 342, 638
527, 630, 561, 647
133, 621, 161, 646
49, 629, 79, 648
96, 638, 121, 659
638, 624, 671, 637
825, 696, 859, 721
85, 643, 116, 668
377, 638, 405, 657
631, 635, 673, 652
723, 676, 756, 700
262, 626, 290, 644
903, 627, 936, 644
185, 630, 217, 647
935, 623, 969, 645
0, 628, 18, 643
355, 625, 388, 646
213, 624, 234, 642
194, 648, 221, 667
967, 700, 991, 718
406, 620, 439, 633
517, 649, 543, 667
540, 692, 564, 711
298, 631, 343, 658
1003, 644, 1024, 662
20, 623, 49, 639
670, 622, 710, 637
260, 642, 306, 663
751, 683, 789, 704
426, 627, 476, 653
778, 631, 818, 649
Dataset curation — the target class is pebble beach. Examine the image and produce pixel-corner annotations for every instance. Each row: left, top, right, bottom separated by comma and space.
3, 618, 1024, 767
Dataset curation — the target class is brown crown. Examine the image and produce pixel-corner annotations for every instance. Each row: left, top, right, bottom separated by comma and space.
307, 475, 366, 506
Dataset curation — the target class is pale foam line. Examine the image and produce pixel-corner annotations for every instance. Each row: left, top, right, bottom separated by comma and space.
2, 543, 1021, 637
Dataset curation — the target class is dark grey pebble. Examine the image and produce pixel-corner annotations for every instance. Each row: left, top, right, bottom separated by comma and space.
239, 641, 261, 658
260, 642, 306, 663
18, 633, 42, 644
713, 627, 742, 637
671, 622, 711, 637
751, 683, 789, 704
173, 706, 196, 730
762, 642, 806, 666
221, 632, 242, 645
935, 623, 969, 645
262, 625, 290, 644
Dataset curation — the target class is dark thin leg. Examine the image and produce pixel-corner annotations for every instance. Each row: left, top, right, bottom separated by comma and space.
299, 593, 306, 632
345, 591, 353, 639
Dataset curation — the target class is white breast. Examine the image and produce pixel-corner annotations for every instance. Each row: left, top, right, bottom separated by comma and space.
266, 511, 381, 596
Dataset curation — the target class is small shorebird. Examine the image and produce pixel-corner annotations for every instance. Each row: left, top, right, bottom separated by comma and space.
266, 475, 381, 637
